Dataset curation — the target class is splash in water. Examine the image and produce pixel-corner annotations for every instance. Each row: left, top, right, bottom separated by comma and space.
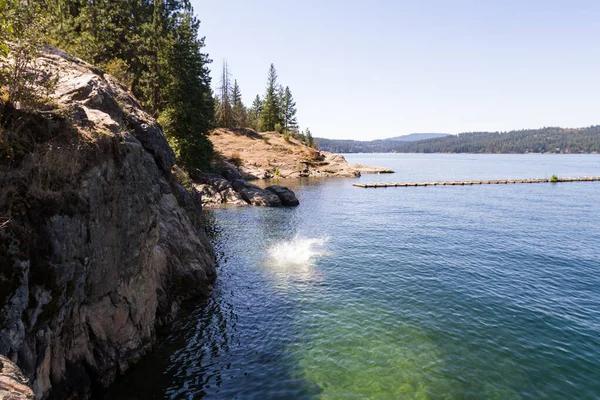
267, 236, 329, 268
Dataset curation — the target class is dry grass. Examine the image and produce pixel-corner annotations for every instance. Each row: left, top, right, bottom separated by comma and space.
208, 128, 321, 171
230, 151, 242, 168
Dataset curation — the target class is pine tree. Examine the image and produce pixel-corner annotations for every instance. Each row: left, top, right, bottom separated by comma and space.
281, 86, 297, 132
215, 61, 233, 128
306, 128, 315, 148
157, 5, 215, 171
259, 63, 281, 132
231, 79, 247, 128
248, 94, 262, 131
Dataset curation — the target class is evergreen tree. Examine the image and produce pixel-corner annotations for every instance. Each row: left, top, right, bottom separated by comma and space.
259, 63, 281, 132
306, 128, 315, 148
158, 5, 215, 171
248, 94, 262, 131
215, 60, 233, 127
231, 79, 247, 127
281, 86, 297, 132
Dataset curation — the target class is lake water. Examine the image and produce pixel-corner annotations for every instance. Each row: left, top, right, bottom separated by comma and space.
104, 154, 600, 399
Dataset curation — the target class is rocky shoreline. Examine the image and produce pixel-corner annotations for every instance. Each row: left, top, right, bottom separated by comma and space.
209, 128, 393, 181
194, 130, 393, 208
193, 162, 299, 208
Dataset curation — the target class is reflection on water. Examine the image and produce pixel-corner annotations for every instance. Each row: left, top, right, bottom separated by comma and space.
104, 155, 600, 399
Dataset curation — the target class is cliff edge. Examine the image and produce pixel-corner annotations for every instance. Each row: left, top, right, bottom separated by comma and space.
0, 47, 216, 399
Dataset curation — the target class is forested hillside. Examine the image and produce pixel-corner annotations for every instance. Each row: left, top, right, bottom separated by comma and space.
318, 127, 600, 154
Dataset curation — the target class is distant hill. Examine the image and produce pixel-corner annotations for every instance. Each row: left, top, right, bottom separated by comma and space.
387, 133, 450, 142
317, 127, 600, 154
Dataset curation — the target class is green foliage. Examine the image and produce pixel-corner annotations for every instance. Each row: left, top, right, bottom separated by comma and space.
281, 86, 298, 131
550, 174, 559, 182
231, 79, 247, 128
282, 130, 291, 143
306, 128, 315, 148
275, 123, 283, 134
259, 63, 281, 131
0, 0, 56, 108
248, 94, 263, 131
273, 167, 280, 176
104, 58, 131, 88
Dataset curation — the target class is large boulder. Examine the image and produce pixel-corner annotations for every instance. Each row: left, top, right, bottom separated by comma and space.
265, 185, 300, 206
231, 180, 282, 207
216, 161, 243, 182
192, 173, 246, 208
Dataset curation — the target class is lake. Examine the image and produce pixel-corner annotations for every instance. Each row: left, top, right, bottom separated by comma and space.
104, 154, 600, 399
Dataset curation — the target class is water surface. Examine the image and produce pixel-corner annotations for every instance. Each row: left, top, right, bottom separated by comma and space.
105, 154, 600, 399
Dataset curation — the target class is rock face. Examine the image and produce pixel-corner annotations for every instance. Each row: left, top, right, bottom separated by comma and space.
265, 186, 300, 206
0, 355, 34, 400
0, 47, 216, 399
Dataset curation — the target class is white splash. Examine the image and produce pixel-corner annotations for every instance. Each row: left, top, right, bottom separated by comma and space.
267, 236, 329, 268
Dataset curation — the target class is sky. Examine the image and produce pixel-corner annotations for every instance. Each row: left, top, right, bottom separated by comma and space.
191, 0, 600, 140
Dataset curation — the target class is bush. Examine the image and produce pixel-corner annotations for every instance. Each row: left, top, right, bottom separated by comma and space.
274, 123, 282, 133
104, 58, 131, 88
283, 131, 291, 143
550, 174, 558, 182
230, 151, 242, 168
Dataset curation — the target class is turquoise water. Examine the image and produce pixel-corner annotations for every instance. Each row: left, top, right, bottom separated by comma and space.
105, 154, 600, 399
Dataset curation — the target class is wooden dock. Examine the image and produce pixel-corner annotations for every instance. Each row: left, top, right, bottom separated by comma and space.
353, 176, 600, 188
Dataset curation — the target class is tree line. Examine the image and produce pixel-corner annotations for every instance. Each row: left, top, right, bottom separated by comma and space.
214, 61, 316, 147
317, 127, 600, 154
1, 0, 215, 172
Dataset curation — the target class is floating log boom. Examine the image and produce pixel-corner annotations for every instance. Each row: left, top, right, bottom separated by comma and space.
353, 177, 600, 188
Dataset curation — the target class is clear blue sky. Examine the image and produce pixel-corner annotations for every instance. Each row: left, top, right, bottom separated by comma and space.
191, 0, 600, 140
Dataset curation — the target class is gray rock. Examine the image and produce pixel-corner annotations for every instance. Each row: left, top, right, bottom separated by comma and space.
192, 173, 247, 207
265, 186, 300, 206
231, 180, 282, 207
0, 46, 216, 399
217, 161, 243, 182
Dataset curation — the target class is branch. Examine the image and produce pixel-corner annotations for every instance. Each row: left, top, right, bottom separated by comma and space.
0, 217, 10, 229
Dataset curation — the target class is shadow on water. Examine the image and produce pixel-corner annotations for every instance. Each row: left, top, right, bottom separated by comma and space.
100, 208, 323, 400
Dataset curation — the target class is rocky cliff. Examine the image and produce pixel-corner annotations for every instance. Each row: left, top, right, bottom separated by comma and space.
0, 47, 216, 399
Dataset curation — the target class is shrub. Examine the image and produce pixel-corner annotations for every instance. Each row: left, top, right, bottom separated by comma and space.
283, 131, 291, 143
550, 174, 558, 182
274, 123, 282, 133
104, 58, 131, 88
172, 164, 193, 190
230, 151, 242, 168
